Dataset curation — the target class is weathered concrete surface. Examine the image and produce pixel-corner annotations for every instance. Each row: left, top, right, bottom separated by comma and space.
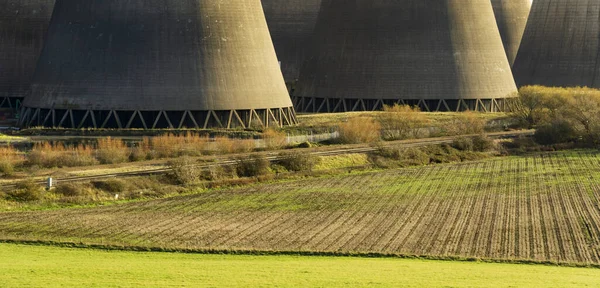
491, 0, 532, 66
262, 0, 322, 83
24, 0, 292, 112
513, 0, 600, 88
294, 0, 517, 109
0, 0, 54, 99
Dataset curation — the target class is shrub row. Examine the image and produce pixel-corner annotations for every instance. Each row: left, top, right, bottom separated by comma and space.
4, 130, 288, 170
370, 136, 497, 168
510, 85, 600, 146
3, 176, 181, 205
336, 105, 488, 144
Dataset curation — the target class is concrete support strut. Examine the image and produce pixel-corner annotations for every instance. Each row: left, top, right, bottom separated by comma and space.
0, 96, 22, 110
293, 97, 510, 113
19, 107, 297, 129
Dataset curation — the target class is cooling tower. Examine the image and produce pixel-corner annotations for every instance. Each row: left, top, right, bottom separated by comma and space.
294, 0, 518, 113
0, 0, 54, 111
491, 0, 532, 66
513, 0, 600, 88
262, 0, 322, 85
20, 0, 297, 129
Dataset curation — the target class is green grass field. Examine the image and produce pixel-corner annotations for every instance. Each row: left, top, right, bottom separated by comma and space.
1, 244, 599, 287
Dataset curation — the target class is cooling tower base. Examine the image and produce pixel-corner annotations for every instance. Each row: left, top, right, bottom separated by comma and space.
0, 97, 22, 111
293, 97, 511, 113
19, 107, 298, 129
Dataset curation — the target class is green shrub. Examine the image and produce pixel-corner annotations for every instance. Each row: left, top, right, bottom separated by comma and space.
472, 136, 495, 152
0, 161, 14, 176
236, 154, 271, 177
6, 180, 45, 202
502, 136, 540, 154
452, 136, 495, 152
507, 86, 552, 128
202, 165, 237, 181
278, 152, 320, 172
534, 121, 577, 145
423, 144, 462, 163
373, 146, 430, 167
92, 179, 127, 193
398, 147, 431, 166
54, 183, 89, 197
168, 157, 202, 185
451, 137, 474, 151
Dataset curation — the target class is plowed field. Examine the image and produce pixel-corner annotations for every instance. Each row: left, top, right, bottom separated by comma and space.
2, 151, 600, 264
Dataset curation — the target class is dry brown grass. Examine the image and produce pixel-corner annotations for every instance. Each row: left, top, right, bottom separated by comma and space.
338, 117, 382, 144
28, 143, 98, 168
0, 146, 25, 175
151, 133, 210, 158
95, 137, 130, 164
378, 104, 430, 140
151, 134, 184, 158
130, 138, 152, 161
262, 129, 287, 150
441, 112, 486, 136
214, 137, 255, 154
176, 133, 210, 156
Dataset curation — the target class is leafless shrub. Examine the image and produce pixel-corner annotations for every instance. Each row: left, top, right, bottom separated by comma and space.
236, 154, 271, 177
278, 152, 320, 172
168, 157, 202, 185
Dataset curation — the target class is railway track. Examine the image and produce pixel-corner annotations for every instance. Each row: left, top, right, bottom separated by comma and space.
0, 130, 534, 189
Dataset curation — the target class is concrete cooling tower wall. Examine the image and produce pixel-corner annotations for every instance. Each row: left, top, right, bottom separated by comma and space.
262, 0, 322, 85
0, 0, 54, 111
294, 0, 518, 113
491, 0, 532, 66
513, 0, 600, 88
20, 0, 296, 129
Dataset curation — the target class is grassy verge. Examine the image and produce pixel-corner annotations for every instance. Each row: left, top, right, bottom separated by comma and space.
0, 134, 25, 143
1, 244, 599, 287
289, 111, 512, 135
